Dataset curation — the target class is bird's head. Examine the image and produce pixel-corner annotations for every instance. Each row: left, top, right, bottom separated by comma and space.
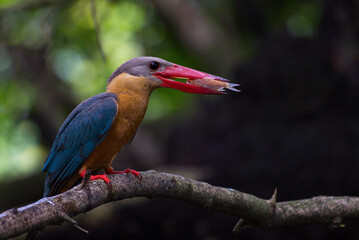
107, 56, 239, 95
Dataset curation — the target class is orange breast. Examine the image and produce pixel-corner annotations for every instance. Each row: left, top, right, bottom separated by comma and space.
83, 92, 149, 171
62, 91, 151, 192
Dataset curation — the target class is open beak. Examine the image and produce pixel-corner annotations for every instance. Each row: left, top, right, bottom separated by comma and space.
153, 65, 240, 94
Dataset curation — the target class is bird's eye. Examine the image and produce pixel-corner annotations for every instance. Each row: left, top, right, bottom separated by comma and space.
149, 61, 160, 70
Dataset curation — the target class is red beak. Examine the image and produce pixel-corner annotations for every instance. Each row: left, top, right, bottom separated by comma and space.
153, 65, 239, 94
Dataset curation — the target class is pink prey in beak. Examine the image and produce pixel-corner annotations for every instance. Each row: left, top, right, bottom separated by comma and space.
153, 64, 240, 94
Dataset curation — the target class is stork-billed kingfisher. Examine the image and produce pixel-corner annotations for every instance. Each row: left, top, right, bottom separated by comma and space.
42, 56, 239, 197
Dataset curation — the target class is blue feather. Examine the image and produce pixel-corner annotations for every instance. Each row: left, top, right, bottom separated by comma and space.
43, 92, 118, 196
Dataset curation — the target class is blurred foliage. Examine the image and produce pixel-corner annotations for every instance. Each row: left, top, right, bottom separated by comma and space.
0, 0, 322, 183
0, 43, 44, 180
200, 0, 321, 59
0, 0, 200, 182
0, 79, 45, 181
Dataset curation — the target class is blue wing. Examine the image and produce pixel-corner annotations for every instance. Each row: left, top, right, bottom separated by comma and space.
43, 92, 118, 197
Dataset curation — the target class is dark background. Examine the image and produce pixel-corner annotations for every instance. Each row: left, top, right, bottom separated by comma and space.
0, 0, 358, 239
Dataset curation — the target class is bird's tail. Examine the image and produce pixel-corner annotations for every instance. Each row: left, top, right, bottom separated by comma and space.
25, 229, 38, 240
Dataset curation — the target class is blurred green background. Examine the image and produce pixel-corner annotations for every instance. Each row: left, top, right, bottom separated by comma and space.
0, 0, 195, 181
0, 0, 321, 182
1, 0, 358, 239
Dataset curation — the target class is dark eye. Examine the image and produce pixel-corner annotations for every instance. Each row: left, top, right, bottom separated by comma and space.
149, 61, 160, 70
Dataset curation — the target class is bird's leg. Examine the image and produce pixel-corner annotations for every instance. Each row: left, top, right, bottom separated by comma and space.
79, 169, 111, 184
105, 167, 142, 181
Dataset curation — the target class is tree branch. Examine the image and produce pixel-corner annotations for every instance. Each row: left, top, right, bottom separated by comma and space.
1, 170, 359, 239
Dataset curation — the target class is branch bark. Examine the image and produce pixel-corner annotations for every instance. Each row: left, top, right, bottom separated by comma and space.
1, 170, 359, 239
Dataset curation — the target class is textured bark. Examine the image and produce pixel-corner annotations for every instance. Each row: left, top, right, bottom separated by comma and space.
1, 171, 359, 239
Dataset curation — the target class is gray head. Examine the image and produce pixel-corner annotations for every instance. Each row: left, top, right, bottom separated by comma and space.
107, 56, 237, 94
108, 56, 174, 83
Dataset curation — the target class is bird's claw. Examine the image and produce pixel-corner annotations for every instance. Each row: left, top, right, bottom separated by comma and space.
89, 174, 111, 184
80, 169, 111, 187
105, 168, 142, 182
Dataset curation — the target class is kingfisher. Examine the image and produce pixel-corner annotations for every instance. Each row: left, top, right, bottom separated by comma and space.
42, 56, 239, 197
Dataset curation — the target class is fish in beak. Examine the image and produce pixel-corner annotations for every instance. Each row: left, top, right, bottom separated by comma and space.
153, 65, 240, 94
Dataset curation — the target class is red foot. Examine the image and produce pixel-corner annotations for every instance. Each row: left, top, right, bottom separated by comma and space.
80, 169, 111, 184
105, 168, 142, 181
